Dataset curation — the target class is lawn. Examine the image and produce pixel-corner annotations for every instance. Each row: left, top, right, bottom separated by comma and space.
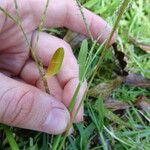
0, 0, 150, 150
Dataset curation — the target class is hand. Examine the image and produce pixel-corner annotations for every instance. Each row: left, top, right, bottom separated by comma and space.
0, 0, 115, 135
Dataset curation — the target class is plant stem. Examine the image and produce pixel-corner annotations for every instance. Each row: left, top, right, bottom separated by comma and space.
55, 1, 131, 149
76, 0, 94, 41
88, 0, 130, 88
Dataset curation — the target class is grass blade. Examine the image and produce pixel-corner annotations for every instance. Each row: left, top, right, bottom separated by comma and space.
78, 39, 88, 81
3, 126, 19, 150
94, 97, 105, 131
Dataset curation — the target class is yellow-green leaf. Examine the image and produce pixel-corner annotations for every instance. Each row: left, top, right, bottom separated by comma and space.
45, 48, 64, 77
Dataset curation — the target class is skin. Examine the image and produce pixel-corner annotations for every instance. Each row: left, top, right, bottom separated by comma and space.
0, 0, 116, 135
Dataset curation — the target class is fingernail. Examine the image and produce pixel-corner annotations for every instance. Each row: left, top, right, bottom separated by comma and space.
43, 108, 69, 134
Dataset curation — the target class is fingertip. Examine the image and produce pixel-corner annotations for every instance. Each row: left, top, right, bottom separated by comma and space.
42, 107, 70, 134
0, 74, 71, 135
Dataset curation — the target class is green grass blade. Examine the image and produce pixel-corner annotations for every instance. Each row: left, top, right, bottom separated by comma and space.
94, 97, 105, 131
104, 126, 135, 148
52, 135, 62, 150
78, 39, 88, 81
3, 126, 19, 150
68, 83, 81, 112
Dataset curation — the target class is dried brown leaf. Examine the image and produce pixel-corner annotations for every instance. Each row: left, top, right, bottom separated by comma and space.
135, 96, 150, 113
112, 43, 128, 76
138, 44, 150, 53
129, 36, 150, 54
88, 77, 123, 99
125, 74, 150, 88
105, 98, 129, 111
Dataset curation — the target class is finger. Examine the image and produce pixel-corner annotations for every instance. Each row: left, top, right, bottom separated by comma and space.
0, 1, 6, 32
20, 59, 63, 100
32, 32, 78, 86
20, 60, 40, 85
0, 73, 70, 135
31, 32, 86, 122
1, 0, 116, 44
36, 77, 63, 101
30, 0, 116, 44
66, 1, 116, 45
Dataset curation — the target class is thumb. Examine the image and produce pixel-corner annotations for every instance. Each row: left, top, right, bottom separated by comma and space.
0, 73, 70, 135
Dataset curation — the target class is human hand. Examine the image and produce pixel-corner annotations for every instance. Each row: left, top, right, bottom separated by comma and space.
0, 0, 116, 135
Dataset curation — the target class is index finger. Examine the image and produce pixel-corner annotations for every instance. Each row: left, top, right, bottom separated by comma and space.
0, 0, 116, 44
30, 0, 116, 44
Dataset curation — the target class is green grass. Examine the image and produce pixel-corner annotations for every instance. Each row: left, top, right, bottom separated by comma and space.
0, 0, 150, 150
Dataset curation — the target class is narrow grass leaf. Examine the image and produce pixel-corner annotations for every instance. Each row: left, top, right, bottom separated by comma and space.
95, 97, 105, 131
76, 123, 95, 149
105, 109, 131, 128
83, 0, 98, 8
68, 83, 81, 111
3, 126, 19, 150
104, 126, 135, 147
78, 39, 88, 81
45, 48, 64, 77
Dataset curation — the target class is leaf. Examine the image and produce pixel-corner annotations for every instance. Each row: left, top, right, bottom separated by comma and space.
3, 125, 19, 150
139, 44, 150, 54
105, 98, 129, 111
78, 39, 88, 81
135, 96, 150, 113
76, 123, 95, 149
45, 48, 64, 77
129, 36, 150, 53
88, 77, 123, 99
94, 97, 105, 131
125, 74, 150, 88
112, 43, 128, 76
